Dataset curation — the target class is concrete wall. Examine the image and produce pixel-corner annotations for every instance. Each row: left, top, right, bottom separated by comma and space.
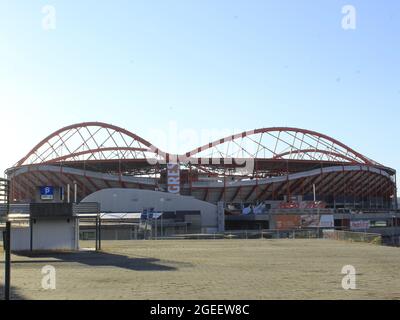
32, 218, 78, 251
10, 218, 78, 251
10, 227, 31, 251
82, 188, 219, 232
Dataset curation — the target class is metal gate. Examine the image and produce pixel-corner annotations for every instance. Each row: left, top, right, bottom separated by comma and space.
0, 178, 9, 215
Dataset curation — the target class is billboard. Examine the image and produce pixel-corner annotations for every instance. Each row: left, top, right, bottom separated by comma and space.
167, 163, 180, 194
300, 215, 334, 228
370, 220, 387, 227
350, 220, 370, 230
319, 215, 334, 228
275, 215, 301, 230
278, 201, 326, 209
275, 214, 334, 229
300, 215, 320, 228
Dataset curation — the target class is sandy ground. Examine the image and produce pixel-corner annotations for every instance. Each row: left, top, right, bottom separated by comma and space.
0, 239, 399, 300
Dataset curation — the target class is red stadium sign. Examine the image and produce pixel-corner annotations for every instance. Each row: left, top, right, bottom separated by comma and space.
167, 163, 180, 194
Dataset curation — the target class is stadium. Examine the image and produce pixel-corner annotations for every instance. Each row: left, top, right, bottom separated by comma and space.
2, 122, 400, 301
6, 121, 397, 210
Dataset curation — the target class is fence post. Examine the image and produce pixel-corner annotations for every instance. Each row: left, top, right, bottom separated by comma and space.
95, 216, 99, 251
98, 216, 102, 250
4, 221, 11, 300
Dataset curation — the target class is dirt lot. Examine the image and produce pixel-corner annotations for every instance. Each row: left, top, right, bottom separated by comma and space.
0, 239, 399, 300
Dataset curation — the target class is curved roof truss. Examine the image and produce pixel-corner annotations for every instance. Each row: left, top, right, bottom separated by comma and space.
16, 122, 164, 166
15, 124, 380, 168
184, 127, 378, 166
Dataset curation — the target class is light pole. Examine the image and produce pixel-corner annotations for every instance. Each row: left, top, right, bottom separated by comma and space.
154, 214, 157, 240
313, 184, 316, 202
313, 184, 321, 238
160, 197, 165, 237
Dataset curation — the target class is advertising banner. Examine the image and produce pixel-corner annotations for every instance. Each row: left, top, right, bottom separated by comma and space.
141, 208, 162, 220
301, 214, 335, 228
275, 214, 335, 230
278, 201, 326, 209
275, 215, 301, 230
300, 215, 320, 228
350, 220, 370, 230
319, 215, 334, 228
370, 220, 387, 227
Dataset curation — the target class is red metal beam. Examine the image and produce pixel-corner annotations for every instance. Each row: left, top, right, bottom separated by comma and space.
272, 149, 357, 163
17, 173, 37, 201
43, 147, 148, 163
244, 185, 257, 202
230, 186, 242, 202
16, 122, 165, 166
217, 188, 225, 202
203, 188, 209, 202
184, 127, 376, 165
256, 184, 273, 201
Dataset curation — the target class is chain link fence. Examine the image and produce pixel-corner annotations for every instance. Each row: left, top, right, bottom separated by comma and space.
322, 229, 382, 245
157, 229, 384, 246
159, 229, 322, 240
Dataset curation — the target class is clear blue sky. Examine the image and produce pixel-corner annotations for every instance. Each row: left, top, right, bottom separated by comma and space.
0, 0, 399, 177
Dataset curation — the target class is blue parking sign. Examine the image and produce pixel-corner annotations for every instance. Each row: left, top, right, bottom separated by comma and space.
40, 186, 54, 200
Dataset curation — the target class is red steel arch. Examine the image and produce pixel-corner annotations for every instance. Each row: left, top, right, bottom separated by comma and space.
16, 123, 380, 168
184, 127, 378, 165
271, 149, 357, 163
16, 122, 165, 166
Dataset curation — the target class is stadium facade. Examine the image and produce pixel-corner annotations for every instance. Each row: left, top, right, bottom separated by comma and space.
6, 122, 396, 211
